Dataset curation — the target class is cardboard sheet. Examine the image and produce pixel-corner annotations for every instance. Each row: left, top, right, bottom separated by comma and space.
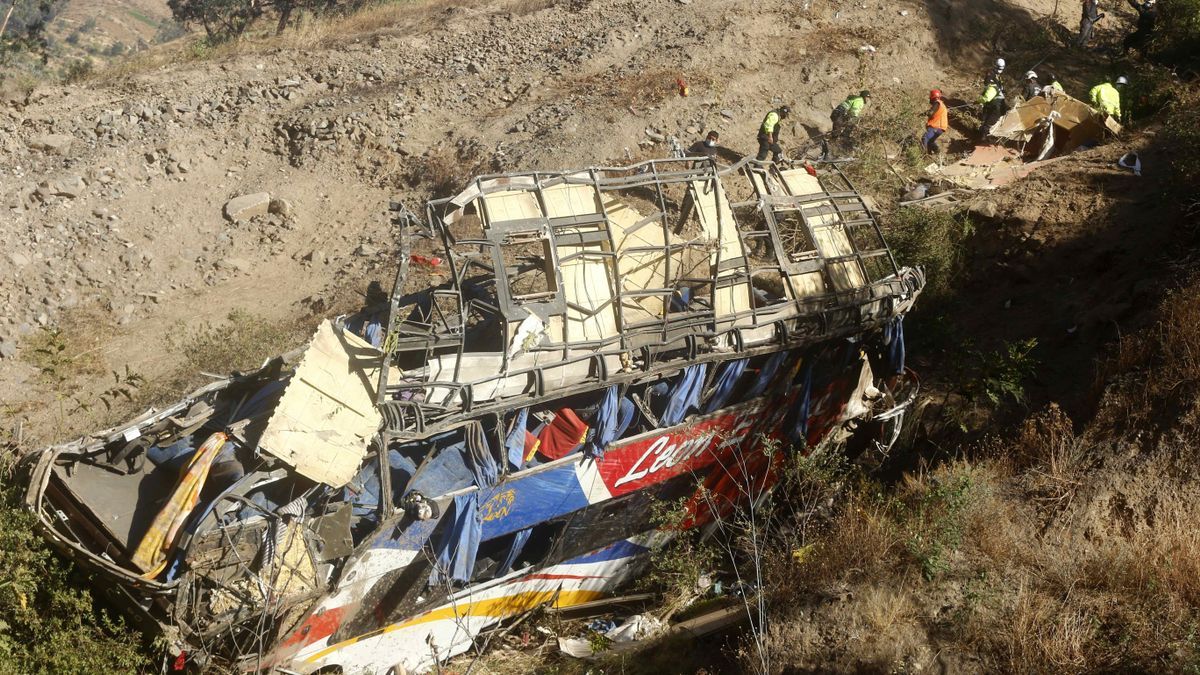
258, 321, 382, 487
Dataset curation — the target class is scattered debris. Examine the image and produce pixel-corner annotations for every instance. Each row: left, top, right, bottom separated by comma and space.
1118, 152, 1143, 176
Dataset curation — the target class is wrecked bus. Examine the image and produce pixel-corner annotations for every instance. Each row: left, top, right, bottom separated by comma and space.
22, 157, 923, 673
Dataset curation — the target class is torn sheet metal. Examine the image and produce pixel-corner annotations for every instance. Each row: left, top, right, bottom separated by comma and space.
928, 146, 1067, 190
258, 321, 382, 487
992, 93, 1118, 155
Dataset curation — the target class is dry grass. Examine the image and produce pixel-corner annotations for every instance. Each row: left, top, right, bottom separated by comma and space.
1101, 277, 1200, 424
566, 68, 715, 111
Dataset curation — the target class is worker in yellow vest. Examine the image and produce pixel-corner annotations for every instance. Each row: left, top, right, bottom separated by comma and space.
977, 59, 1008, 140
1089, 76, 1127, 120
831, 90, 870, 138
756, 105, 791, 162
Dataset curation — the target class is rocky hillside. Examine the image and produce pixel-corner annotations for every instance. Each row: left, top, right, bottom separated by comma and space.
1, 0, 1013, 441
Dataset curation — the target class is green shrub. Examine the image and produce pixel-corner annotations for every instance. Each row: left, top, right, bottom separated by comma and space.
0, 447, 146, 674
1161, 98, 1200, 198
903, 468, 977, 580
883, 207, 974, 304
1152, 0, 1200, 76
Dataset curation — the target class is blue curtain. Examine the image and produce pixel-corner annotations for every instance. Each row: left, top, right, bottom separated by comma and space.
884, 315, 906, 376
585, 386, 620, 459
660, 364, 708, 426
431, 492, 482, 585
789, 361, 814, 444
745, 351, 787, 400
505, 408, 529, 472
464, 421, 499, 488
704, 358, 748, 413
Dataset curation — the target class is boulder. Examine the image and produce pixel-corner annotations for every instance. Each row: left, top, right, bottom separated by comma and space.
223, 192, 272, 222
37, 175, 86, 199
28, 133, 74, 155
268, 197, 293, 218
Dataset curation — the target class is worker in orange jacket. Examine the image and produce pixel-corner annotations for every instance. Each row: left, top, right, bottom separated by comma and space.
922, 89, 949, 154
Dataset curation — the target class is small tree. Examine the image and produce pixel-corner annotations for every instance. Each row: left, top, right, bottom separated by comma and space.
167, 0, 261, 39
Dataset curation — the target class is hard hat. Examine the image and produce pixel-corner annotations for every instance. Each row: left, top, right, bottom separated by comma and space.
1116, 75, 1129, 85
1025, 70, 1038, 80
779, 105, 792, 116
929, 88, 943, 100
995, 57, 1006, 70
860, 89, 871, 98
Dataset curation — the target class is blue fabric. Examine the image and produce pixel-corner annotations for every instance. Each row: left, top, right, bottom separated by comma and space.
465, 422, 499, 488
495, 528, 532, 577
240, 378, 287, 419
146, 436, 196, 471
431, 493, 482, 585
660, 364, 707, 426
884, 315, 906, 376
745, 351, 787, 399
505, 408, 529, 472
789, 361, 815, 444
406, 431, 476, 497
585, 386, 620, 459
615, 397, 635, 439
344, 455, 383, 521
670, 287, 693, 312
704, 358, 748, 413
363, 320, 384, 348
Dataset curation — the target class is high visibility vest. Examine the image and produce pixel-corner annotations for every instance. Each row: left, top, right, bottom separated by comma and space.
1089, 82, 1121, 117
928, 100, 948, 131
978, 83, 1000, 104
761, 111, 781, 135
838, 96, 866, 117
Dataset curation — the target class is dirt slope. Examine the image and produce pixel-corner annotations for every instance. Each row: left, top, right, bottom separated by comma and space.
0, 0, 1151, 445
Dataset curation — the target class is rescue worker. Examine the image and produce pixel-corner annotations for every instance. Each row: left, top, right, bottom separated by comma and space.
989, 57, 1006, 81
686, 130, 721, 159
756, 105, 790, 162
830, 90, 871, 138
977, 65, 1007, 140
1077, 0, 1105, 47
1023, 71, 1041, 99
1089, 76, 1127, 120
1123, 0, 1157, 53
1043, 71, 1065, 95
922, 89, 949, 155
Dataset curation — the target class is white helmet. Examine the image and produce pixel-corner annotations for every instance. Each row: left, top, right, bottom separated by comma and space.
1116, 75, 1129, 85
1025, 70, 1038, 80
995, 58, 1006, 71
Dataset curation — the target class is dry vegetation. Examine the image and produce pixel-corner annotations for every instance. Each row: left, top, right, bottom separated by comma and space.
734, 284, 1200, 673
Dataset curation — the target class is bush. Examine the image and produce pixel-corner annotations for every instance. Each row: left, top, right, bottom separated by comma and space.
0, 447, 147, 674
1160, 96, 1200, 200
168, 0, 372, 40
882, 207, 974, 304
1152, 0, 1200, 77
166, 309, 302, 376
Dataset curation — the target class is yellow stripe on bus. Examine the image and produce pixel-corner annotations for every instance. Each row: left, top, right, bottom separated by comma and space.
304, 589, 605, 664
